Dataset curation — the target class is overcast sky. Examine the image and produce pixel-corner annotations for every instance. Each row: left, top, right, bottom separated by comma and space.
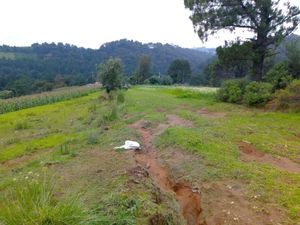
0, 0, 300, 49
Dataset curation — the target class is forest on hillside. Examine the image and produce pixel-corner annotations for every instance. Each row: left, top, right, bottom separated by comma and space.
0, 39, 214, 96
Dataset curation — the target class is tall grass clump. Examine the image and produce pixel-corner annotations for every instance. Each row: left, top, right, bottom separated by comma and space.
0, 176, 94, 225
0, 86, 100, 114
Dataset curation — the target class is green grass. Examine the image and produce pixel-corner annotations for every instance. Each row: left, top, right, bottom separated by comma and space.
0, 176, 94, 225
0, 86, 100, 114
123, 87, 300, 222
0, 86, 299, 224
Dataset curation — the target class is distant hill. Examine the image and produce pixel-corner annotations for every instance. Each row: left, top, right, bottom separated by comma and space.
275, 34, 300, 61
0, 39, 214, 94
98, 40, 214, 75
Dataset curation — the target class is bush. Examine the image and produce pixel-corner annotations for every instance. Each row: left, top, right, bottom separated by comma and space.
146, 75, 161, 85
272, 79, 300, 112
144, 75, 173, 86
160, 75, 173, 85
217, 79, 248, 103
0, 90, 13, 99
264, 62, 293, 90
243, 82, 273, 106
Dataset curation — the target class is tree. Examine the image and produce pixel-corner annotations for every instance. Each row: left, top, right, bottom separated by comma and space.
136, 55, 151, 84
98, 58, 123, 93
167, 59, 191, 84
184, 0, 300, 81
216, 41, 252, 78
285, 38, 300, 77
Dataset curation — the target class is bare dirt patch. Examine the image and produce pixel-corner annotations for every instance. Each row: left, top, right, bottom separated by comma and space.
201, 181, 285, 225
166, 114, 194, 127
198, 108, 226, 119
239, 142, 300, 173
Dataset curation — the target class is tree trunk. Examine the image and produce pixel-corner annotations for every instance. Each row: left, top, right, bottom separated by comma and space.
252, 45, 267, 81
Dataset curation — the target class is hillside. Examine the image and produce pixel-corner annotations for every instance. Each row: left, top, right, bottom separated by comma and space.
0, 40, 214, 94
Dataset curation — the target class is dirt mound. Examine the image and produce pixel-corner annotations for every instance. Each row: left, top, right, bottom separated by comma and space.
239, 142, 300, 173
239, 142, 264, 158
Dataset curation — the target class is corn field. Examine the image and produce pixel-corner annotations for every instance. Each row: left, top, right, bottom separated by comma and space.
0, 86, 100, 114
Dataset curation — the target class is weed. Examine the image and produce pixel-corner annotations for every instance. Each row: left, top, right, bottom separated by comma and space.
0, 176, 94, 225
14, 120, 30, 130
117, 91, 125, 104
59, 143, 76, 157
86, 131, 100, 145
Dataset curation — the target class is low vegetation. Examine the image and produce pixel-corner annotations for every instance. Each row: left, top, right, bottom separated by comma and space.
0, 87, 299, 224
0, 86, 99, 114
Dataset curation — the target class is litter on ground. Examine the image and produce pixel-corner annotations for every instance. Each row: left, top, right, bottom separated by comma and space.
114, 140, 141, 150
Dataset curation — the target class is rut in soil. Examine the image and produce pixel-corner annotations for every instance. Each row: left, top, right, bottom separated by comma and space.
130, 118, 204, 225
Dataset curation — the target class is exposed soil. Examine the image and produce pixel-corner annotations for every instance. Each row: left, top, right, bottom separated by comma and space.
198, 109, 226, 119
239, 142, 300, 173
201, 181, 285, 225
129, 115, 204, 225
166, 114, 194, 127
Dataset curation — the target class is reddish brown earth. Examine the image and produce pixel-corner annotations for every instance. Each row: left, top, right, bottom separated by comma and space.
129, 115, 203, 225
239, 141, 300, 173
201, 181, 285, 225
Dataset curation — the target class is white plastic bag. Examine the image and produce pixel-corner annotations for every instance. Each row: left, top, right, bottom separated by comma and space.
114, 140, 141, 150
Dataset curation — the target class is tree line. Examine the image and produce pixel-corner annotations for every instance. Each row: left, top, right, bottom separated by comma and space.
0, 40, 214, 97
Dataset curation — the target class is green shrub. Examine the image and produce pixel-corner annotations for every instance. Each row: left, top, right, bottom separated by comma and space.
243, 82, 273, 106
144, 75, 173, 86
146, 76, 161, 85
273, 79, 300, 112
0, 177, 93, 225
0, 90, 13, 99
160, 75, 173, 85
217, 79, 248, 103
264, 62, 293, 90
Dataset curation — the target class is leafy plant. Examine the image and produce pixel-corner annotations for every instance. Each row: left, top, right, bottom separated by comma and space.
273, 79, 300, 112
98, 58, 123, 93
217, 79, 248, 103
243, 82, 273, 106
264, 61, 293, 90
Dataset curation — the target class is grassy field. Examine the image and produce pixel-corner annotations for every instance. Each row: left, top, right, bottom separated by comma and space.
0, 86, 299, 225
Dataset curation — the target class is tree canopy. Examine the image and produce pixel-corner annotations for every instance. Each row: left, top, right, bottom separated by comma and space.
136, 55, 151, 84
168, 59, 191, 84
98, 58, 123, 93
185, 0, 300, 81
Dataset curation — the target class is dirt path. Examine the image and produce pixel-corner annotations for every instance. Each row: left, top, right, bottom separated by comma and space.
130, 116, 204, 225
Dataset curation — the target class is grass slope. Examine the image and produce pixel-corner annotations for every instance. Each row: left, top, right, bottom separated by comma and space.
0, 86, 299, 224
